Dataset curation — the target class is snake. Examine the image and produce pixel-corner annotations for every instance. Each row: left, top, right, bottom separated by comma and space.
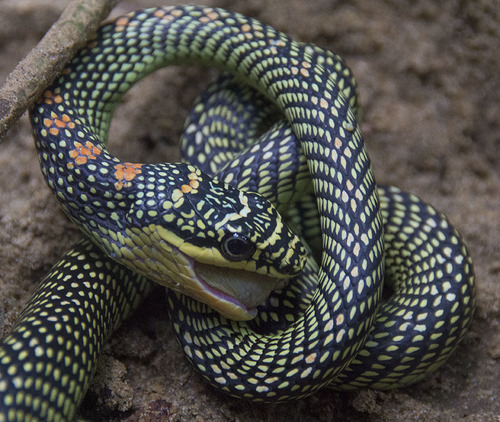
0, 5, 475, 421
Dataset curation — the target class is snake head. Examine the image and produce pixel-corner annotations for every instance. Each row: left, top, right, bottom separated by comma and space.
113, 163, 307, 320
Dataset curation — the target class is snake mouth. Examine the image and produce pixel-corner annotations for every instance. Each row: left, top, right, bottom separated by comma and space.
191, 260, 288, 321
142, 230, 290, 321
192, 260, 288, 321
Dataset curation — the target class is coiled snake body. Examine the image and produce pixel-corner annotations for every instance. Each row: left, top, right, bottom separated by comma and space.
0, 6, 474, 420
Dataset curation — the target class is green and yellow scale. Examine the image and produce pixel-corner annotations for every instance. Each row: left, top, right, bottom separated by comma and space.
0, 5, 474, 421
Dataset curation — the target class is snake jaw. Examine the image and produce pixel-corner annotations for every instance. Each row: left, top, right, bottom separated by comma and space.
135, 234, 290, 321
107, 223, 293, 320
192, 259, 289, 321
173, 246, 290, 321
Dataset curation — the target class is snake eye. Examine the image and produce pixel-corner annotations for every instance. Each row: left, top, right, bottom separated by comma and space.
221, 233, 256, 261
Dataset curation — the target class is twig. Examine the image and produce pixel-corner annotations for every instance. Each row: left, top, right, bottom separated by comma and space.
0, 0, 119, 141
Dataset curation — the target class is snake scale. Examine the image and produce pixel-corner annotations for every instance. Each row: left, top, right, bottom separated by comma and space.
0, 6, 474, 421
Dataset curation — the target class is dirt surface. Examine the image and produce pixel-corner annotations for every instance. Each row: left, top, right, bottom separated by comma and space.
1, 0, 499, 421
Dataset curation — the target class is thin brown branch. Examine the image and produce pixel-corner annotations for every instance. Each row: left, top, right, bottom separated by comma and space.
0, 0, 119, 141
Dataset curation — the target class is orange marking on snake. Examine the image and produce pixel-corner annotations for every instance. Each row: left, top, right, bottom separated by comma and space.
114, 162, 143, 190
181, 184, 192, 193
69, 141, 102, 166
42, 90, 62, 105
43, 113, 76, 138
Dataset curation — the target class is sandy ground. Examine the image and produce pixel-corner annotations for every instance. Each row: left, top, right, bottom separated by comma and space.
0, 0, 499, 420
